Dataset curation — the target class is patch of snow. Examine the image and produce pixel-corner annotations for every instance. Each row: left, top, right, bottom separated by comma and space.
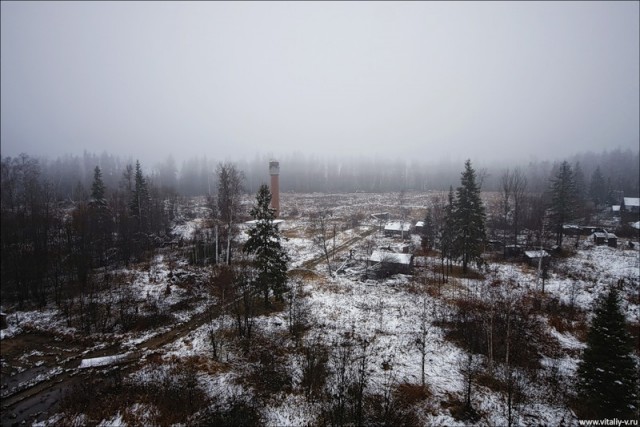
79, 353, 132, 369
549, 328, 585, 350
97, 412, 124, 427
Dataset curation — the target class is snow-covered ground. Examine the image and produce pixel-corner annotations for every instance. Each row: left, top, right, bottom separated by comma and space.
117, 217, 637, 425
4, 192, 638, 426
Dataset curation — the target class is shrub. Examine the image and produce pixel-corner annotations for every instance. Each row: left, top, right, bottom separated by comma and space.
195, 399, 263, 427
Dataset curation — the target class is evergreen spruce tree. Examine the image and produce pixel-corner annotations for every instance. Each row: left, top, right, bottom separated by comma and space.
589, 166, 607, 207
576, 288, 638, 419
573, 162, 587, 203
549, 161, 576, 247
452, 160, 486, 273
88, 166, 113, 264
421, 208, 436, 251
90, 166, 106, 203
129, 160, 150, 233
243, 184, 290, 307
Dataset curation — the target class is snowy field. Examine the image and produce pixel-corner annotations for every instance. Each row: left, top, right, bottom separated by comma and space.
149, 238, 636, 426
3, 192, 639, 426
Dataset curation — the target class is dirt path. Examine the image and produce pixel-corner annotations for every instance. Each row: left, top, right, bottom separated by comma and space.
0, 305, 218, 426
1, 225, 377, 426
297, 226, 377, 271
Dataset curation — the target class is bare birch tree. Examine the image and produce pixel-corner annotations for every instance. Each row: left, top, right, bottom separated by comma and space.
216, 162, 244, 265
311, 209, 334, 276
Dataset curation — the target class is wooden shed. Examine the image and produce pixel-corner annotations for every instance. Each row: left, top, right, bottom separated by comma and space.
524, 250, 550, 267
369, 250, 414, 275
383, 221, 411, 237
593, 232, 617, 247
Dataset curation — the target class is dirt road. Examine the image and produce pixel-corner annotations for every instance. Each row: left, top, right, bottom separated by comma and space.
1, 225, 376, 426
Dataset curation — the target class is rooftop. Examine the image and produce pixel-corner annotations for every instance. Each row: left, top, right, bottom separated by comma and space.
593, 232, 616, 239
369, 250, 413, 265
384, 221, 411, 232
524, 250, 549, 258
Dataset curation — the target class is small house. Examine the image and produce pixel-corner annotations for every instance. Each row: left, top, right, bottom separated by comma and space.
580, 226, 604, 236
391, 243, 412, 254
369, 250, 414, 275
563, 225, 581, 236
524, 250, 550, 267
414, 220, 425, 234
592, 232, 607, 245
371, 212, 391, 221
592, 232, 617, 247
622, 197, 640, 214
383, 221, 411, 237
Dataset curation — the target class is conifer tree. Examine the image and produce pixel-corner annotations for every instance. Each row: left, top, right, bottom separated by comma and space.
452, 160, 486, 273
576, 288, 638, 419
129, 160, 150, 233
573, 162, 586, 201
88, 166, 113, 264
549, 161, 576, 247
243, 184, 289, 307
421, 208, 435, 251
589, 166, 607, 207
90, 165, 106, 203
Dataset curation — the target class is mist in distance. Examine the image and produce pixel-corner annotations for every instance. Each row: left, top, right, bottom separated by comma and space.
1, 1, 639, 166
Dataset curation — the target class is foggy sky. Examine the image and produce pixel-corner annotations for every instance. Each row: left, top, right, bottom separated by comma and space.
1, 1, 638, 165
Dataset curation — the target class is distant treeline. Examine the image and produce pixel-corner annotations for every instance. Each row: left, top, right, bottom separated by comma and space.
1, 148, 638, 198
1, 148, 637, 310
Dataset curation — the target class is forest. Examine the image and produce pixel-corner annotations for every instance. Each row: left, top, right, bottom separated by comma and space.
7, 148, 639, 197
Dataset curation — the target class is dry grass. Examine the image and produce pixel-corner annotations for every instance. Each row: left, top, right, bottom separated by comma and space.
447, 265, 486, 280
543, 296, 589, 346
475, 371, 507, 393
395, 382, 432, 405
282, 228, 304, 239
316, 280, 347, 294
289, 268, 320, 281
254, 299, 287, 317
59, 359, 211, 425
444, 394, 484, 423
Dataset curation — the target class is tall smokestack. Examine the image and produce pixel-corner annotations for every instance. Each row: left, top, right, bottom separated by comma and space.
269, 160, 280, 217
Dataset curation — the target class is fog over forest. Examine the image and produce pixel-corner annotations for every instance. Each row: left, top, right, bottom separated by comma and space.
4, 148, 638, 200
2, 2, 639, 167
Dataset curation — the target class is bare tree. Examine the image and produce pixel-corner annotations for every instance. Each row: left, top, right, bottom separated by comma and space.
500, 170, 514, 254
500, 168, 528, 251
414, 294, 432, 388
361, 237, 376, 278
459, 351, 480, 418
216, 162, 245, 265
287, 279, 309, 338
311, 209, 334, 276
301, 335, 329, 401
398, 189, 409, 240
229, 265, 256, 341
511, 168, 527, 247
